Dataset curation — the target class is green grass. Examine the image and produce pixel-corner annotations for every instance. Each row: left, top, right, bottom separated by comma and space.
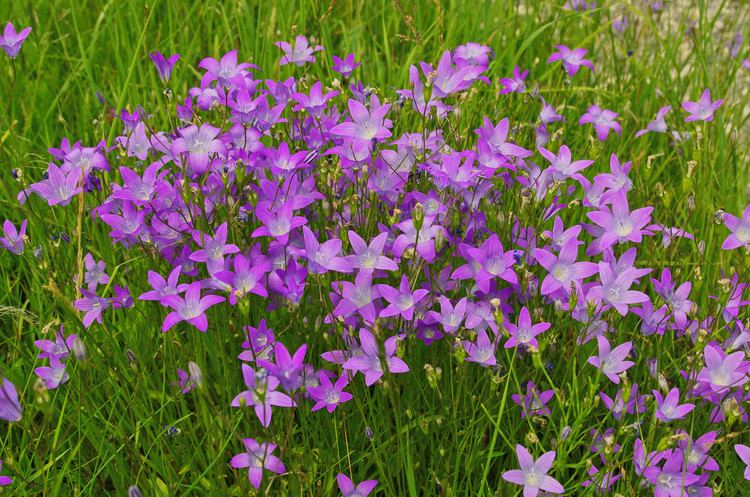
1, 0, 750, 496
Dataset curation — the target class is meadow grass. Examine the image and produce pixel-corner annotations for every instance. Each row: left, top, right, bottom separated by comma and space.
1, 1, 750, 496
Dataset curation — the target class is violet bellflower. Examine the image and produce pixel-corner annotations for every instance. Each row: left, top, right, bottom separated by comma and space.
696, 344, 748, 393
511, 381, 555, 418
34, 356, 69, 390
0, 459, 11, 486
139, 265, 188, 302
302, 226, 352, 274
463, 329, 497, 367
189, 222, 240, 275
0, 22, 31, 59
587, 262, 650, 316
547, 45, 594, 77
0, 378, 22, 422
682, 89, 724, 122
160, 282, 225, 333
342, 328, 409, 386
149, 51, 180, 84
275, 35, 323, 66
534, 237, 598, 296
231, 366, 295, 427
587, 335, 634, 384
331, 53, 360, 78
342, 231, 398, 272
258, 342, 307, 392
501, 444, 564, 497
579, 105, 621, 141
377, 274, 429, 321
721, 203, 750, 250
654, 387, 695, 422
21, 163, 83, 206
34, 326, 77, 360
336, 474, 378, 497
586, 190, 653, 251
498, 66, 528, 94
0, 219, 27, 255
635, 105, 671, 137
538, 144, 593, 182
330, 96, 392, 144
504, 306, 551, 350
308, 373, 353, 413
735, 444, 750, 480
230, 438, 286, 489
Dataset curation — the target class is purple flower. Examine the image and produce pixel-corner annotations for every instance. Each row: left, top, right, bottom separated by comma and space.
161, 282, 225, 333
547, 45, 594, 77
377, 274, 429, 320
21, 163, 82, 206
308, 374, 353, 413
230, 438, 286, 489
392, 216, 444, 263
499, 66, 528, 94
599, 383, 646, 420
587, 262, 650, 316
0, 219, 26, 255
216, 254, 270, 304
331, 53, 360, 77
586, 191, 653, 250
538, 144, 593, 182
111, 162, 164, 204
83, 253, 109, 290
643, 448, 701, 495
302, 226, 352, 274
0, 459, 11, 486
198, 50, 255, 86
172, 124, 226, 176
579, 105, 621, 141
73, 288, 110, 328
504, 307, 551, 350
429, 296, 468, 334
682, 89, 724, 122
654, 387, 695, 422
735, 444, 750, 480
452, 234, 517, 293
0, 378, 22, 422
463, 329, 497, 367
0, 22, 31, 59
336, 474, 378, 497
511, 381, 555, 418
333, 271, 381, 323
251, 201, 308, 244
34, 326, 76, 360
652, 267, 693, 329
721, 203, 750, 250
587, 336, 634, 384
632, 300, 669, 336
343, 328, 409, 386
291, 81, 339, 118
139, 265, 187, 302
331, 97, 392, 143
581, 464, 621, 492
501, 444, 564, 496
635, 105, 671, 137
190, 222, 240, 275
176, 361, 203, 393
275, 35, 323, 67
594, 153, 633, 193
258, 342, 307, 392
232, 366, 295, 427
149, 51, 180, 84
696, 344, 748, 393
677, 430, 719, 472
34, 356, 69, 390
534, 237, 598, 296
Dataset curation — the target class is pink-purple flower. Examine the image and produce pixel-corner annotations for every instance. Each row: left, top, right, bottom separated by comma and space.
502, 444, 564, 497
